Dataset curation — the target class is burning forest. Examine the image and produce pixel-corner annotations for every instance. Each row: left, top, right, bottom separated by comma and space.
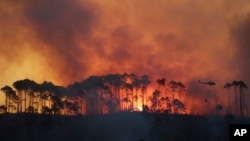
0, 74, 249, 121
1, 0, 250, 140
1, 0, 250, 117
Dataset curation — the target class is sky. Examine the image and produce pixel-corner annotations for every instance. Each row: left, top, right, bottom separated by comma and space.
1, 0, 250, 114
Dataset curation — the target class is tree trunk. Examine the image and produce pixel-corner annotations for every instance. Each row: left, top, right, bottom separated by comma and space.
235, 87, 238, 116
172, 90, 174, 101
5, 94, 8, 113
24, 90, 27, 113
136, 88, 138, 110
228, 88, 231, 113
239, 87, 243, 118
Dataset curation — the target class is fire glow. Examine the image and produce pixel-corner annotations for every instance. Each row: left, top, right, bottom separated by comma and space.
0, 0, 250, 116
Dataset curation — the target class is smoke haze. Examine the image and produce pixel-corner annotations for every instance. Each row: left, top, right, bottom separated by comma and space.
1, 0, 250, 112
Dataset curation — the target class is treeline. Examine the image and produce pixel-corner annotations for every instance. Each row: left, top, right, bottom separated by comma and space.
0, 73, 188, 115
223, 81, 248, 118
0, 73, 248, 118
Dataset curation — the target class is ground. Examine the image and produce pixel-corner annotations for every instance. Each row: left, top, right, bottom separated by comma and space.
0, 112, 249, 141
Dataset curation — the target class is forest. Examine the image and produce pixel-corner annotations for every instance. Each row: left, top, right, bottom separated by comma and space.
0, 73, 248, 120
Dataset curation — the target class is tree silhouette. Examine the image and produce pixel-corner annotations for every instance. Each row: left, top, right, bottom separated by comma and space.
176, 82, 185, 100
141, 86, 147, 110
238, 81, 248, 118
131, 73, 141, 111
140, 75, 151, 108
156, 78, 166, 93
168, 80, 178, 101
156, 78, 167, 110
0, 105, 7, 113
151, 89, 160, 112
172, 99, 185, 114
1, 85, 17, 113
27, 80, 40, 113
13, 80, 24, 113
224, 82, 232, 113
1, 85, 12, 113
102, 74, 123, 111
231, 81, 239, 116
120, 73, 131, 111
51, 95, 63, 115
81, 75, 106, 114
0, 73, 190, 115
67, 82, 86, 115
13, 79, 38, 113
122, 83, 133, 111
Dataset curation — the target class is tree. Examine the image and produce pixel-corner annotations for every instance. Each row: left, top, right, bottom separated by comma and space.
168, 80, 178, 100
81, 75, 104, 114
238, 81, 248, 118
231, 81, 239, 116
40, 81, 55, 114
156, 78, 166, 94
176, 82, 185, 100
224, 82, 232, 113
156, 78, 167, 110
102, 74, 123, 111
141, 86, 147, 110
0, 105, 7, 113
140, 75, 151, 108
51, 95, 63, 115
26, 80, 40, 113
67, 82, 86, 115
13, 79, 38, 113
1, 85, 12, 113
151, 90, 160, 111
1, 85, 17, 113
122, 83, 133, 111
172, 99, 185, 114
13, 80, 23, 113
131, 73, 141, 111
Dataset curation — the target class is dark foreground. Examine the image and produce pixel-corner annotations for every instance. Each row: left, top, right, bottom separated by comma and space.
0, 112, 249, 141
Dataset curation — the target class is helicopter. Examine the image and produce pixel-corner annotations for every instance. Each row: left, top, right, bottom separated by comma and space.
198, 80, 216, 85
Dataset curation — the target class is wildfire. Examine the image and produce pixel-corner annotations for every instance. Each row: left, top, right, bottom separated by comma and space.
0, 0, 249, 117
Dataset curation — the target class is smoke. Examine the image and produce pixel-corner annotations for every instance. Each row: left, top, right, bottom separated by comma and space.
231, 14, 250, 83
23, 0, 100, 84
1, 0, 250, 113
185, 78, 218, 115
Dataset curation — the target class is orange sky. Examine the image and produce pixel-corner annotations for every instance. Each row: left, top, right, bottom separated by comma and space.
1, 0, 250, 114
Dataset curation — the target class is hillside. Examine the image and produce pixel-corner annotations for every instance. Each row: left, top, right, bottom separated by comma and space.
0, 112, 249, 141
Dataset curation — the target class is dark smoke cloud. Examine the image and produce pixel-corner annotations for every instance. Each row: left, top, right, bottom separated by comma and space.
23, 0, 100, 83
229, 14, 250, 113
109, 26, 144, 64
231, 14, 250, 84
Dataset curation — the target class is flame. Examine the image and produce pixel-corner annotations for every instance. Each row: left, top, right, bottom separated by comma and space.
137, 106, 143, 112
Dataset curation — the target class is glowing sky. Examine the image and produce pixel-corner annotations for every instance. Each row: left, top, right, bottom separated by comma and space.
1, 0, 250, 114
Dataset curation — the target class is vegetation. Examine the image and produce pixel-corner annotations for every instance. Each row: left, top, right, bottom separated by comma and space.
0, 74, 249, 141
0, 73, 249, 120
